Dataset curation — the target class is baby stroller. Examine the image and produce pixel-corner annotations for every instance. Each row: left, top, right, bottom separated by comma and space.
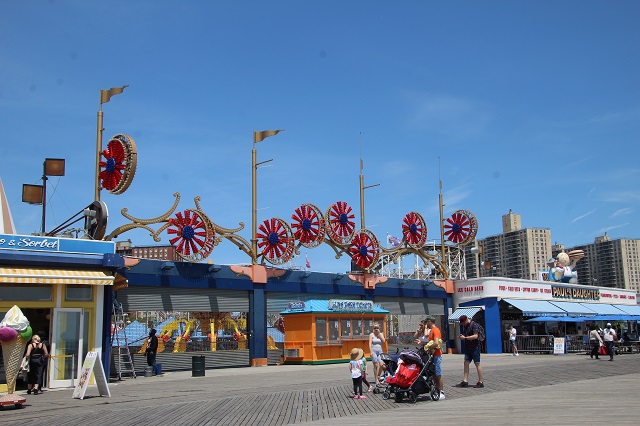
382, 348, 440, 403
371, 352, 398, 394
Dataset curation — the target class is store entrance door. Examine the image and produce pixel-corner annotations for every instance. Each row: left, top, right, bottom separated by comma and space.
49, 308, 85, 388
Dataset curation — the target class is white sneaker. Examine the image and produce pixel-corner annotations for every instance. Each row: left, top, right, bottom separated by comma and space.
515, 353, 519, 356
439, 392, 445, 400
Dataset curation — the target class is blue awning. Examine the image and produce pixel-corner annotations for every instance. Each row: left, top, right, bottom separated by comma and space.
449, 306, 483, 322
612, 304, 640, 316
578, 303, 626, 315
503, 299, 566, 316
549, 301, 597, 316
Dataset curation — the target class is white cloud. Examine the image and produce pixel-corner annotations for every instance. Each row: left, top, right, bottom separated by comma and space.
610, 208, 632, 218
595, 223, 630, 235
402, 92, 490, 139
571, 209, 596, 223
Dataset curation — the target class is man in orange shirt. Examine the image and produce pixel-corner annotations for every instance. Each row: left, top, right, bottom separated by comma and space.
424, 316, 444, 399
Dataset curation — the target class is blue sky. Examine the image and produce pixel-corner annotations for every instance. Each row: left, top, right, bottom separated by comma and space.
1, 1, 639, 273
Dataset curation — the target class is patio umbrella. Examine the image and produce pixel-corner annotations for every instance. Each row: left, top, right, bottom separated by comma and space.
558, 317, 589, 322
589, 315, 635, 322
524, 316, 562, 322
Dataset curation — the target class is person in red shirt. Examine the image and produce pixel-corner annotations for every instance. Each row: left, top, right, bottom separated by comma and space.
424, 316, 445, 399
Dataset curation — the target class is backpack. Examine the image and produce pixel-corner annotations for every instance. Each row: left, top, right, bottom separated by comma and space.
469, 321, 485, 342
478, 324, 485, 342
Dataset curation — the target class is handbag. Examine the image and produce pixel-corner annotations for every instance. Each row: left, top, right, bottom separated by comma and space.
598, 346, 607, 355
19, 356, 30, 373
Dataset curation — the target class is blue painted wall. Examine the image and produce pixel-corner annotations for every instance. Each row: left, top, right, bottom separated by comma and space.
461, 297, 501, 354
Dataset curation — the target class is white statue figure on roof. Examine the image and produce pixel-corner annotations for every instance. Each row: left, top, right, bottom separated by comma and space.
548, 250, 584, 284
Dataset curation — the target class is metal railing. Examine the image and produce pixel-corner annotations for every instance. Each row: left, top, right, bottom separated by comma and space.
503, 334, 592, 354
504, 335, 554, 354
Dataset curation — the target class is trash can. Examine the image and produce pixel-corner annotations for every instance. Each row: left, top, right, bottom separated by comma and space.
144, 366, 154, 377
192, 355, 205, 377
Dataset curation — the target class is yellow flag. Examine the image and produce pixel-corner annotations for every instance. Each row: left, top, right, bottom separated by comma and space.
254, 129, 284, 143
100, 85, 129, 104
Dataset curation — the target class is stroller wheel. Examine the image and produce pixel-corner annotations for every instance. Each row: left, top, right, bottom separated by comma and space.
382, 389, 391, 400
394, 392, 403, 403
373, 387, 379, 394
430, 386, 441, 401
408, 392, 417, 404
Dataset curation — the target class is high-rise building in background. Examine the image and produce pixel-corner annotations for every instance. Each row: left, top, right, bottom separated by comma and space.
466, 210, 552, 281
465, 211, 640, 294
558, 233, 640, 292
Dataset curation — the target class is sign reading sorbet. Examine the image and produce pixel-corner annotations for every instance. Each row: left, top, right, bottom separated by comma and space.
328, 299, 374, 312
0, 233, 115, 255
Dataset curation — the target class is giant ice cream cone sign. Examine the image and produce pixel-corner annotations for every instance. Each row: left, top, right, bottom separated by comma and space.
0, 306, 32, 395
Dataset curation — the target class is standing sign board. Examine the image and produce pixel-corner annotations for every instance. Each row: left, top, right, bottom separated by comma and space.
72, 352, 111, 399
553, 337, 566, 355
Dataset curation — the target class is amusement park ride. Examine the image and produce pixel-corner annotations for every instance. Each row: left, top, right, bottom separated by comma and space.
53, 86, 480, 290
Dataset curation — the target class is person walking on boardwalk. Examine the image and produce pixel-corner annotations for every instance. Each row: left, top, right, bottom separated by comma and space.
602, 323, 617, 361
456, 315, 483, 388
349, 348, 366, 399
25, 334, 48, 395
508, 324, 519, 356
589, 324, 603, 359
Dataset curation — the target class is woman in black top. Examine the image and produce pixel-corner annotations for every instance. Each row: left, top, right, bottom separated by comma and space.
25, 334, 48, 394
146, 329, 159, 374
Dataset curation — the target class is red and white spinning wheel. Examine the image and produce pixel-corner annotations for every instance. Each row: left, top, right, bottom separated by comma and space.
349, 229, 381, 270
401, 211, 428, 248
291, 203, 325, 248
325, 201, 356, 245
256, 217, 295, 265
167, 209, 216, 261
444, 209, 478, 245
98, 134, 137, 195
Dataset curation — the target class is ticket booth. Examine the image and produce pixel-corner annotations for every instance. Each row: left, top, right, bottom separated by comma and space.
280, 299, 389, 364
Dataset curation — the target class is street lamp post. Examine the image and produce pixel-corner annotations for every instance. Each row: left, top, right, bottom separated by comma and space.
21, 158, 65, 235
251, 130, 283, 264
359, 158, 379, 229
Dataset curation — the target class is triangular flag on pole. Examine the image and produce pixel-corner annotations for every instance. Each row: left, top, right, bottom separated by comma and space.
254, 130, 284, 143
100, 85, 129, 104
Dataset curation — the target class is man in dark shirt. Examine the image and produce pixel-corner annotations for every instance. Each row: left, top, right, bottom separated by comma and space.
457, 315, 484, 388
146, 328, 159, 374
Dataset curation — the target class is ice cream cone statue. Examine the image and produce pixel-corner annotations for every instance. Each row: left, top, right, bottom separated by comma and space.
0, 305, 32, 406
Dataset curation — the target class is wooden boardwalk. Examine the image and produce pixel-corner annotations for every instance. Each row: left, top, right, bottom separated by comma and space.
2, 353, 639, 425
